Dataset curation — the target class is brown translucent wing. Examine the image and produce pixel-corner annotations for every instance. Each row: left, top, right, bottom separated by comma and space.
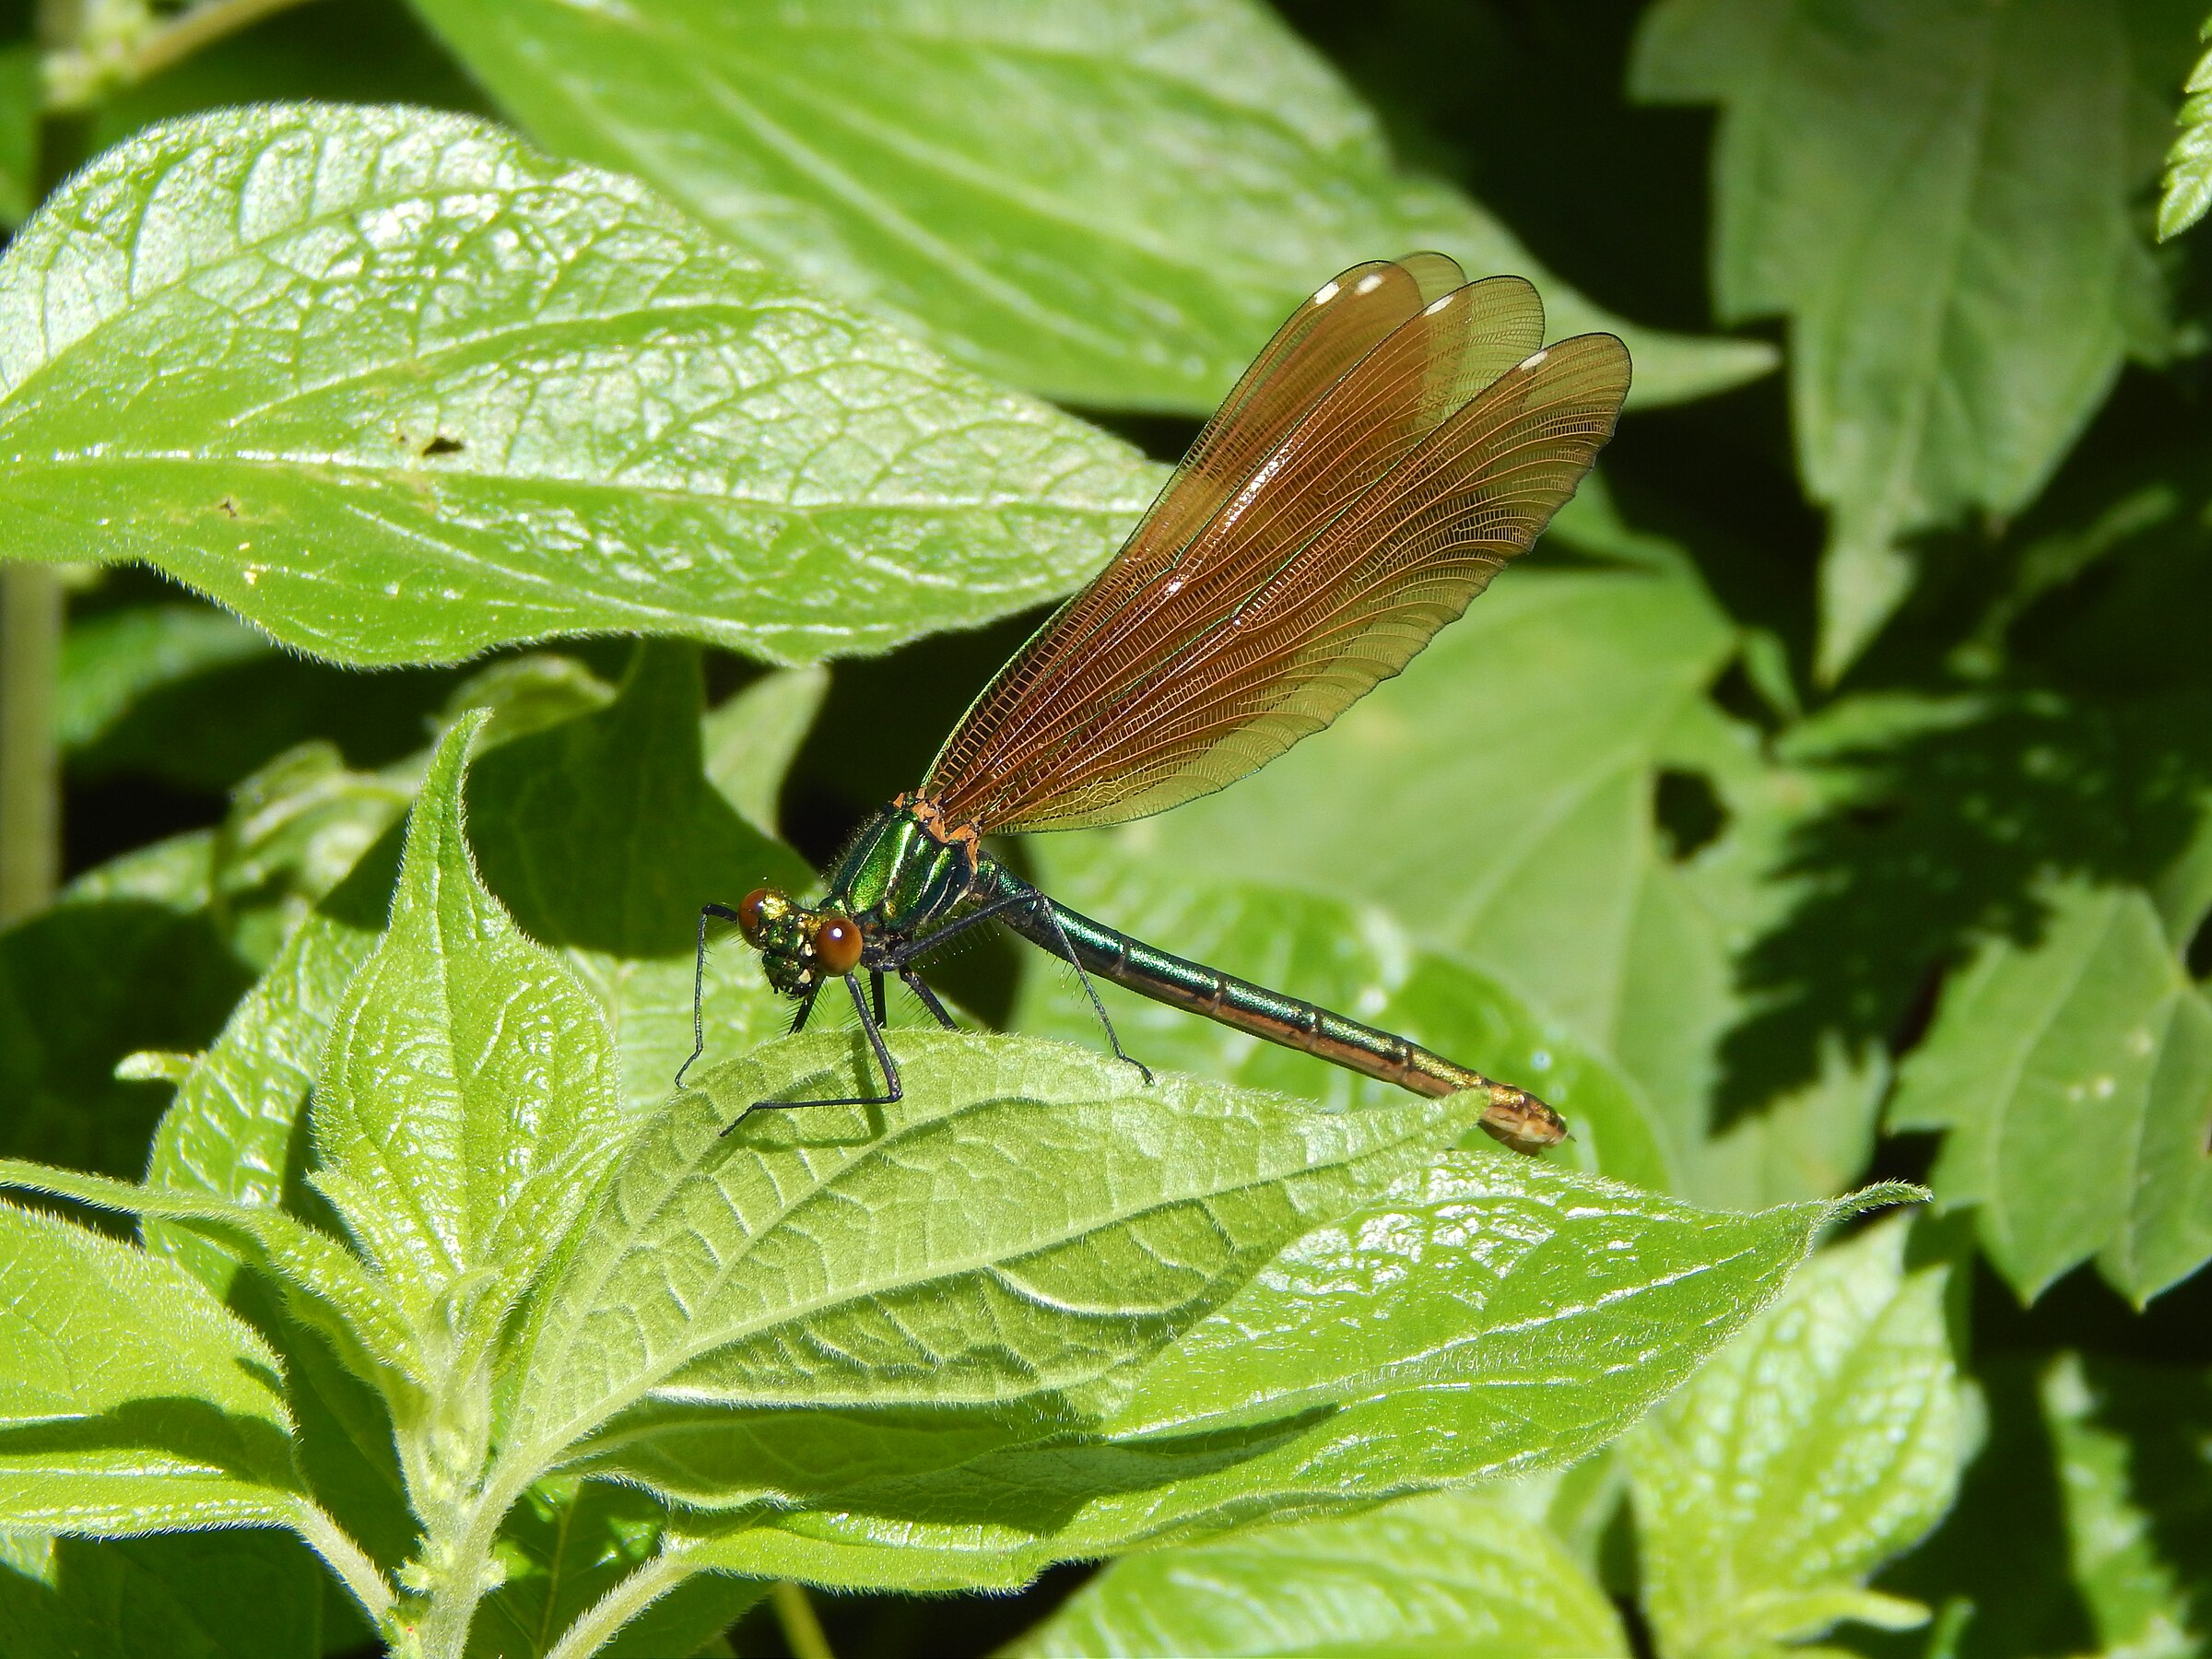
925, 304, 1629, 834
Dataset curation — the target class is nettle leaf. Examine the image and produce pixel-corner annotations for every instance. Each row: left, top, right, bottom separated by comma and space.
1009, 1488, 1630, 1657
686, 1164, 1915, 1593
1625, 1215, 1964, 1657
2157, 19, 2212, 239
407, 0, 1772, 412
500, 1032, 1477, 1500
1016, 835, 1675, 1190
0, 1200, 304, 1535
1889, 879, 2212, 1304
0, 102, 1160, 666
1634, 0, 2194, 675
466, 641, 810, 1112
701, 665, 828, 836
312, 715, 629, 1343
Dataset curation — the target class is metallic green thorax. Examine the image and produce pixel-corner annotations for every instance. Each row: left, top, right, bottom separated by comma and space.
772, 794, 1566, 1153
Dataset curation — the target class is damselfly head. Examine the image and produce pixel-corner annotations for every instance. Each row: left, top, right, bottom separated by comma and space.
736, 887, 864, 995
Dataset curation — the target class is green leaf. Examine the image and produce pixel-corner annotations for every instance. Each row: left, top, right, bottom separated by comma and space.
1633, 0, 2192, 675
1016, 836, 1675, 1191
0, 890, 253, 1179
1625, 1215, 1965, 1658
1059, 551, 1878, 1208
501, 1032, 1477, 1499
56, 602, 273, 752
1008, 1488, 1630, 1657
0, 1530, 331, 1659
2041, 1354, 2212, 1655
2157, 19, 2212, 239
0, 102, 1160, 667
468, 1478, 766, 1659
465, 641, 811, 1112
312, 714, 629, 1347
701, 665, 829, 836
0, 43, 31, 229
0, 1200, 304, 1535
685, 1169, 1916, 1592
1889, 880, 2212, 1304
407, 0, 1773, 412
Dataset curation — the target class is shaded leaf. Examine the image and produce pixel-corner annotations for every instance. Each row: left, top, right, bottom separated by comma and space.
0, 103, 1159, 666
1634, 0, 2193, 674
1009, 1488, 1629, 1657
701, 665, 829, 837
0, 44, 29, 229
0, 1529, 329, 1659
0, 1200, 303, 1535
1889, 880, 2212, 1304
1625, 1216, 1964, 1657
409, 0, 1772, 412
55, 602, 272, 753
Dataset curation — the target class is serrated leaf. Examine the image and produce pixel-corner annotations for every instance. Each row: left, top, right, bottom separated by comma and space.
1008, 1488, 1630, 1657
500, 1032, 1477, 1500
312, 715, 629, 1344
680, 1168, 1914, 1592
0, 102, 1160, 667
1015, 836, 1674, 1190
1625, 1215, 1964, 1658
1633, 0, 2193, 675
0, 1200, 304, 1535
1889, 879, 2212, 1304
702, 665, 828, 836
465, 641, 809, 1111
408, 0, 1772, 412
2157, 21, 2212, 239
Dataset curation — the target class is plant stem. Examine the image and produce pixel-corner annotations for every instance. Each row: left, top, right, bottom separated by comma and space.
772, 1580, 836, 1659
540, 1548, 700, 1659
42, 0, 324, 111
289, 1499, 396, 1627
0, 566, 61, 922
116, 0, 319, 88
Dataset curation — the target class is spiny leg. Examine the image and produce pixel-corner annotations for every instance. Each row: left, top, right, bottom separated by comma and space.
788, 985, 819, 1034
677, 902, 743, 1086
900, 968, 959, 1030
724, 973, 902, 1130
871, 969, 888, 1028
1027, 889, 1153, 1086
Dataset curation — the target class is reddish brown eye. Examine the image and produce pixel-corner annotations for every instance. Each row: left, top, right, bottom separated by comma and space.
815, 912, 863, 974
735, 888, 771, 943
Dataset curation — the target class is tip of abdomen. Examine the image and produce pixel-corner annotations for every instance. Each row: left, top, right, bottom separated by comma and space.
1476, 1084, 1569, 1155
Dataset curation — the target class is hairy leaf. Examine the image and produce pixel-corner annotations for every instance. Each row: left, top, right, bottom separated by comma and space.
679, 1168, 1915, 1591
1634, 0, 2193, 674
1009, 1489, 1630, 1656
0, 1201, 303, 1535
0, 103, 1159, 666
411, 0, 1772, 412
1625, 1216, 1963, 1657
1889, 880, 2212, 1304
312, 715, 628, 1345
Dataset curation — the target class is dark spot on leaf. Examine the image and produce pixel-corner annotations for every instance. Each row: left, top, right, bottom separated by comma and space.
216, 497, 239, 518
420, 434, 465, 457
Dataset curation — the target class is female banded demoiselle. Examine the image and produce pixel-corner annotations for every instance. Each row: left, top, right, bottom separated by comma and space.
683, 253, 1630, 1154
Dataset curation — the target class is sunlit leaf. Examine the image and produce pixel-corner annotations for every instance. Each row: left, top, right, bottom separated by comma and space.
0, 103, 1160, 667
2157, 18, 2212, 239
1625, 1216, 1963, 1657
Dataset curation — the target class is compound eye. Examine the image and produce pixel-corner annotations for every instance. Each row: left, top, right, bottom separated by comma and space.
735, 889, 772, 944
815, 912, 864, 974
